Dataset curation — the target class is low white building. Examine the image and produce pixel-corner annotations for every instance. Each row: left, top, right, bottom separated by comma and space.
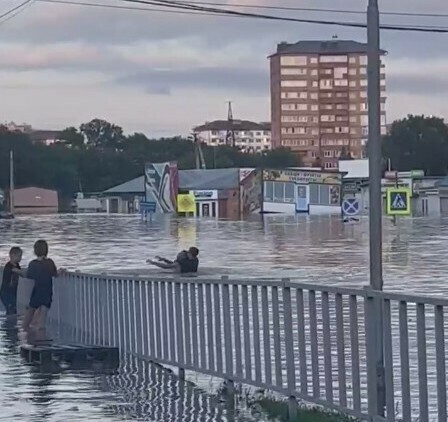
193, 120, 271, 153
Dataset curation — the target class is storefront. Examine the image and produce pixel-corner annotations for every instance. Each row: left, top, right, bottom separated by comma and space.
191, 190, 219, 218
262, 169, 343, 215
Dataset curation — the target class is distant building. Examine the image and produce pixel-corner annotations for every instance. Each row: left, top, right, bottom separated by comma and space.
269, 39, 387, 169
2, 121, 33, 133
28, 130, 62, 146
193, 120, 271, 153
12, 187, 58, 214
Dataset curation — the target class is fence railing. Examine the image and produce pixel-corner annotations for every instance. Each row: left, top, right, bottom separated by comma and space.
43, 273, 448, 422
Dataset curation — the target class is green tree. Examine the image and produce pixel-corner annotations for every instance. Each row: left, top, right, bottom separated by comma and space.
80, 118, 124, 150
382, 115, 448, 176
59, 127, 85, 149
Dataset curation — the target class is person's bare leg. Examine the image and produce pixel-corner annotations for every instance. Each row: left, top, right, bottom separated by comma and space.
36, 307, 48, 331
22, 308, 36, 331
30, 308, 41, 328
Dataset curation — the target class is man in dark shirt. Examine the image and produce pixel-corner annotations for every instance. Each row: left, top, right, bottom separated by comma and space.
1, 247, 23, 316
147, 246, 199, 274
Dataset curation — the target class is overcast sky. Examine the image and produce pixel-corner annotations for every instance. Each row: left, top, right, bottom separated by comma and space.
1, 0, 448, 136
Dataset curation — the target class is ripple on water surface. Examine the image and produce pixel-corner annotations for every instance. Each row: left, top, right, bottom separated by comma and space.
1, 214, 447, 293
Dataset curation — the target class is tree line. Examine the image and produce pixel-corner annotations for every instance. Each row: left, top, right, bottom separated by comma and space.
0, 119, 301, 198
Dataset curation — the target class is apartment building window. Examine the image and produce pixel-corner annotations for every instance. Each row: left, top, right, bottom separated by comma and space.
310, 57, 318, 64
298, 116, 308, 123
360, 80, 368, 87
320, 92, 333, 99
311, 151, 317, 158
350, 128, 359, 135
360, 91, 367, 98
360, 67, 367, 75
311, 116, 319, 123
320, 69, 333, 75
349, 92, 358, 100
322, 128, 334, 134
320, 79, 333, 89
334, 79, 348, 87
311, 69, 318, 76
349, 104, 357, 111
280, 56, 307, 66
336, 104, 347, 110
324, 162, 339, 169
360, 115, 369, 125
336, 92, 348, 98
321, 115, 336, 122
281, 92, 298, 99
324, 150, 333, 157
312, 81, 318, 88
281, 116, 297, 122
381, 103, 386, 111
310, 93, 318, 100
349, 56, 357, 64
320, 55, 347, 63
336, 116, 347, 122
321, 104, 333, 110
297, 127, 306, 134
361, 103, 368, 111
349, 80, 357, 87
311, 105, 319, 111
359, 56, 368, 65
380, 79, 386, 86
281, 104, 308, 111
349, 68, 357, 76
281, 80, 307, 87
281, 68, 307, 76
362, 127, 369, 136
311, 128, 319, 135
350, 116, 358, 123
264, 181, 295, 203
335, 126, 349, 133
334, 67, 347, 79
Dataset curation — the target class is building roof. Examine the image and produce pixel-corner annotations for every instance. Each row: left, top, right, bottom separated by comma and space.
103, 176, 145, 194
29, 130, 62, 142
180, 169, 239, 190
271, 40, 386, 56
194, 120, 270, 132
103, 169, 240, 195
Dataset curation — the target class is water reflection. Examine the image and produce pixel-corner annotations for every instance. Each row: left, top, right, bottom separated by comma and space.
1, 214, 447, 293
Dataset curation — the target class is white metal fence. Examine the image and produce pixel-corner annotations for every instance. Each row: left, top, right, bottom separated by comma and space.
44, 273, 448, 422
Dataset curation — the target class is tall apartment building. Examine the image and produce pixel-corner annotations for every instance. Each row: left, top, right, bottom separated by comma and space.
270, 40, 387, 169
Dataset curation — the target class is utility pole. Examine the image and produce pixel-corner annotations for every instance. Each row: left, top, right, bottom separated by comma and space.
9, 150, 14, 215
225, 101, 235, 147
367, 0, 385, 416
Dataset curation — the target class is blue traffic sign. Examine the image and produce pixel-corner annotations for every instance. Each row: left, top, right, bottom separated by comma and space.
342, 198, 360, 216
140, 201, 157, 213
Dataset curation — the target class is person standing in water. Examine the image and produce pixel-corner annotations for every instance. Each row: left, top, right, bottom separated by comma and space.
23, 240, 58, 331
147, 247, 199, 273
1, 247, 22, 317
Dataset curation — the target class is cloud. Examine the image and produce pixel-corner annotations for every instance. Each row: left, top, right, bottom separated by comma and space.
0, 0, 447, 135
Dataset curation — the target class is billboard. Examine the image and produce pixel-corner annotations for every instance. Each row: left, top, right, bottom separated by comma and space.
145, 162, 179, 213
239, 169, 262, 217
263, 169, 342, 185
177, 194, 196, 213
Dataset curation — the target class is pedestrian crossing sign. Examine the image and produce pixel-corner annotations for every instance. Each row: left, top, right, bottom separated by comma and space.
386, 188, 411, 216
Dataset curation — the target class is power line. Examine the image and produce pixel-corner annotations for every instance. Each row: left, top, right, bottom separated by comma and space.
38, 0, 225, 16
0, 0, 34, 21
145, 0, 448, 19
36, 0, 448, 33
121, 0, 448, 32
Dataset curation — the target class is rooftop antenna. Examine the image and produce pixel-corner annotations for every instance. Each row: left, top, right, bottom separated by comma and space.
225, 101, 235, 147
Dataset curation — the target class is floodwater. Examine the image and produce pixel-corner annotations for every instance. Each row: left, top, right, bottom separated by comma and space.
0, 316, 260, 422
0, 213, 446, 421
0, 213, 447, 294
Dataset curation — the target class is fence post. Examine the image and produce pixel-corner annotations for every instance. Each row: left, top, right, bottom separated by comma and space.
364, 289, 385, 418
282, 280, 297, 420
221, 276, 235, 396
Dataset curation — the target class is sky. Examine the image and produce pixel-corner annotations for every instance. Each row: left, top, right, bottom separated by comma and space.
1, 0, 448, 137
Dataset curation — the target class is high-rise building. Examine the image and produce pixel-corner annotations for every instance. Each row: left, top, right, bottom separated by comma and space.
270, 40, 387, 169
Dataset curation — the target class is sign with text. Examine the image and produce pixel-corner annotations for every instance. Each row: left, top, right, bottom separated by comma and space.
263, 169, 342, 185
386, 188, 411, 216
192, 190, 218, 200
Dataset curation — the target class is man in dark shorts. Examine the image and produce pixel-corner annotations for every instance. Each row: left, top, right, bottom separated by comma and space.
1, 247, 22, 316
22, 240, 58, 331
147, 247, 199, 274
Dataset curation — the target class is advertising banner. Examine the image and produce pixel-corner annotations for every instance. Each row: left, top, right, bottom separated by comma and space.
263, 169, 342, 185
145, 162, 178, 213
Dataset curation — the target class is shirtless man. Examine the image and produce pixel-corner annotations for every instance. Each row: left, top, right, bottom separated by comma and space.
147, 247, 199, 274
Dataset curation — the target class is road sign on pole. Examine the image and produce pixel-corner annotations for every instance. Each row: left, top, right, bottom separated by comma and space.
386, 188, 411, 216
342, 198, 360, 216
